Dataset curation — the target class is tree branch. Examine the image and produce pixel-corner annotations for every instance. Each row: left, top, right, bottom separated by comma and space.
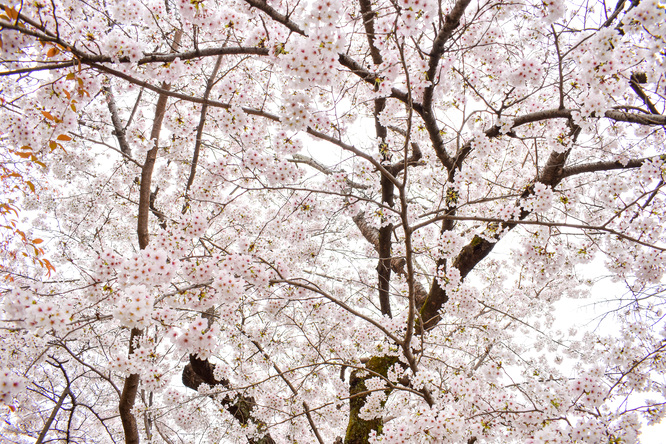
352, 212, 428, 307
182, 55, 223, 213
420, 0, 473, 171
244, 0, 306, 35
249, 338, 324, 444
35, 385, 70, 444
104, 85, 133, 159
420, 122, 580, 330
357, 0, 393, 319
181, 355, 276, 444
628, 73, 659, 115
119, 29, 183, 444
560, 156, 658, 179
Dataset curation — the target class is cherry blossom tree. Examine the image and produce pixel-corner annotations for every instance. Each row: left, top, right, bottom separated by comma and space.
1, 0, 665, 443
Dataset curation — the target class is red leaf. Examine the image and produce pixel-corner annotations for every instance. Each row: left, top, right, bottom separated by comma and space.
43, 258, 56, 276
4, 5, 18, 21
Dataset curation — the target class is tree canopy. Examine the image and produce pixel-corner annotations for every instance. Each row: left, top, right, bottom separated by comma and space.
1, 0, 666, 442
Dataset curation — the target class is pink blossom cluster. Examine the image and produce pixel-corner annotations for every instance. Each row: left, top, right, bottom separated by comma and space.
108, 348, 138, 376
113, 284, 155, 328
2, 289, 73, 334
435, 265, 462, 293
141, 364, 168, 392
281, 91, 315, 130
0, 368, 25, 406
369, 409, 464, 443
527, 182, 554, 213
24, 301, 73, 334
173, 405, 200, 431
571, 368, 605, 408
278, 40, 339, 88
303, 0, 347, 54
568, 420, 609, 443
0, 30, 29, 57
579, 91, 608, 118
243, 146, 303, 185
638, 158, 664, 182
634, 249, 664, 283
109, 0, 151, 27
447, 284, 480, 318
180, 213, 208, 239
5, 114, 42, 148
497, 202, 521, 221
156, 58, 187, 84
509, 58, 543, 87
210, 269, 245, 305
2, 288, 34, 322
244, 149, 270, 170
541, 0, 566, 24
626, 0, 666, 31
102, 29, 144, 63
92, 250, 124, 280
604, 176, 628, 198
1, 78, 85, 149
266, 158, 303, 185
404, 57, 431, 102
307, 0, 341, 29
358, 377, 388, 420
178, 1, 247, 36
170, 315, 221, 359
396, 0, 437, 37
469, 134, 495, 157
273, 132, 303, 156
438, 230, 465, 259
496, 115, 514, 135
323, 171, 348, 193
185, 258, 216, 284
480, 26, 503, 45
213, 105, 251, 135
93, 246, 176, 289
175, 0, 199, 23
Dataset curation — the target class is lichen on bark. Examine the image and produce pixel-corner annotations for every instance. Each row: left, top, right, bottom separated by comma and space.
345, 356, 399, 444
